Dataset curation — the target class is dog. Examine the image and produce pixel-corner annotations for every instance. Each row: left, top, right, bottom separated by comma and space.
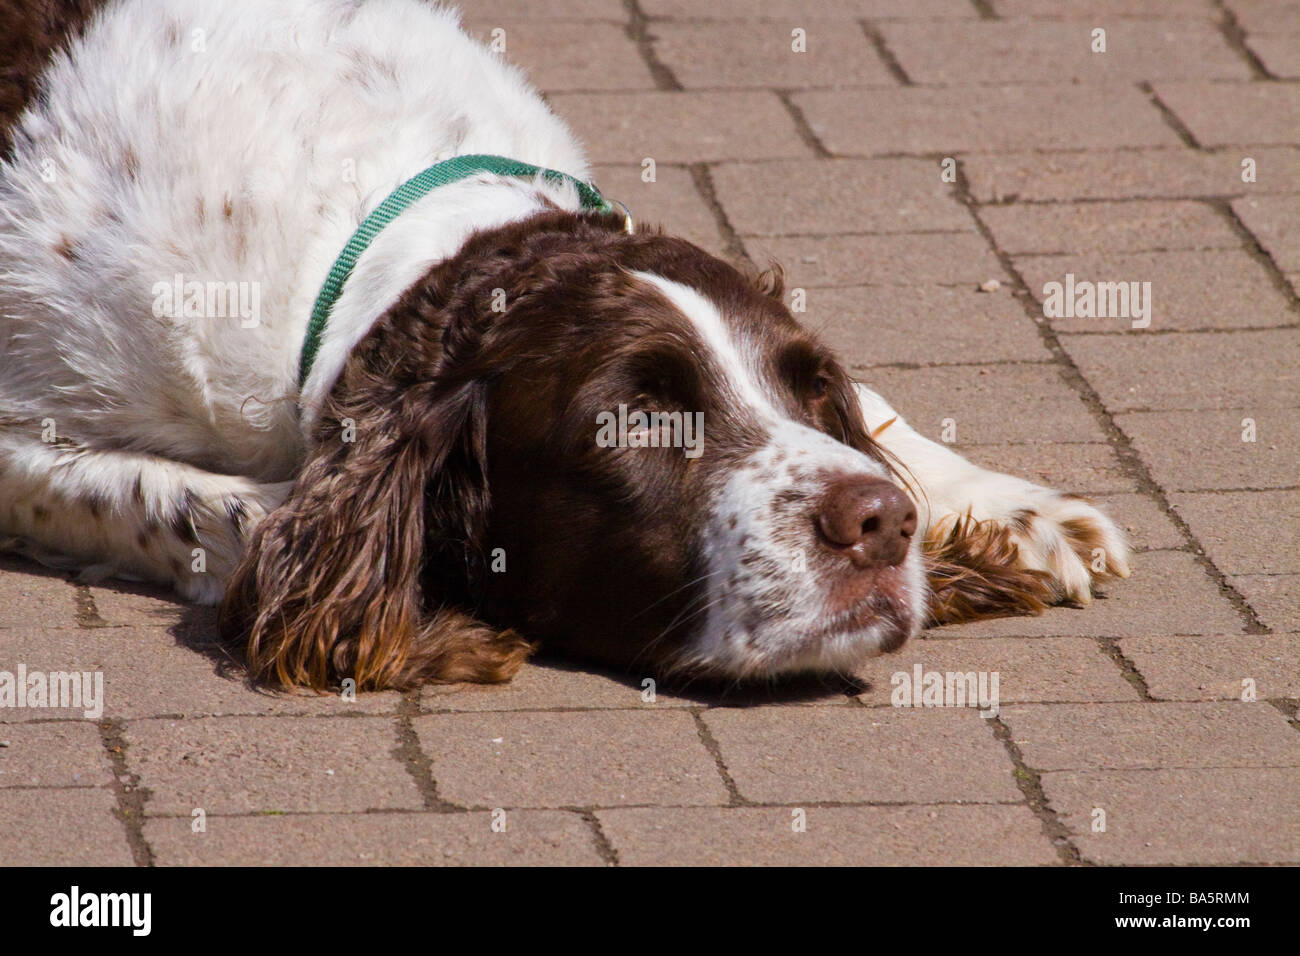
0, 0, 1129, 690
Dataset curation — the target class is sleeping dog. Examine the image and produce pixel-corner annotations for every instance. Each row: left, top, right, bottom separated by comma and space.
0, 0, 1128, 689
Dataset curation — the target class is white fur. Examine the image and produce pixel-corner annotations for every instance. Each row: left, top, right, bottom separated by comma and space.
634, 273, 779, 417
854, 384, 1130, 604
635, 273, 928, 677
0, 0, 591, 589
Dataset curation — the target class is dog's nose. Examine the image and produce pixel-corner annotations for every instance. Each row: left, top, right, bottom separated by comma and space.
817, 476, 917, 568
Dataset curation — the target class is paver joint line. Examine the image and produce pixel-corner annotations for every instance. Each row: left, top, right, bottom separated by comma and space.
690, 708, 746, 807
394, 694, 455, 812
98, 719, 154, 867
953, 158, 1273, 637
625, 0, 682, 92
1212, 0, 1275, 80
986, 715, 1081, 867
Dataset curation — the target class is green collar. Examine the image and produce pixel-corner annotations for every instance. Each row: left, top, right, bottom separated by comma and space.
299, 153, 626, 389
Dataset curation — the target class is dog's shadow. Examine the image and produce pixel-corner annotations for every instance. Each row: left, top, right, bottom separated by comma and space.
17, 560, 871, 707
170, 593, 867, 707
171, 600, 250, 684
534, 651, 871, 707
95, 576, 258, 689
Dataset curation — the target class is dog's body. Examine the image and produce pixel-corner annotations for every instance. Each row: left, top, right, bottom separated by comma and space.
1, 0, 590, 599
0, 0, 1128, 688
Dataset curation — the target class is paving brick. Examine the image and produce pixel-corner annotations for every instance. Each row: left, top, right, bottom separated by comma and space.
882, 20, 1249, 84
1089, 492, 1185, 551
0, 788, 134, 865
421, 660, 696, 711
1246, 32, 1300, 78
1018, 250, 1293, 333
807, 284, 1051, 368
146, 809, 603, 865
1154, 80, 1300, 147
993, 0, 1216, 16
591, 164, 727, 256
1233, 194, 1300, 272
414, 710, 727, 808
1171, 489, 1300, 574
463, 21, 655, 91
650, 21, 896, 89
743, 233, 1007, 288
794, 86, 1183, 155
456, 0, 626, 18
0, 721, 114, 787
598, 804, 1057, 865
1060, 329, 1300, 412
983, 200, 1238, 256
0, 557, 78, 628
549, 91, 811, 164
0, 627, 401, 721
712, 159, 970, 235
965, 147, 1300, 202
962, 442, 1138, 495
1004, 701, 1300, 770
642, 0, 976, 18
931, 550, 1245, 637
854, 636, 1139, 705
125, 716, 421, 815
1042, 767, 1300, 863
860, 364, 1105, 444
1227, 0, 1300, 34
1120, 633, 1300, 699
702, 706, 1021, 803
1116, 409, 1300, 492
1229, 574, 1299, 631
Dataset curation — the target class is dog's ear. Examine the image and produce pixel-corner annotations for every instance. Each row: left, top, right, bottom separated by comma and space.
219, 374, 532, 691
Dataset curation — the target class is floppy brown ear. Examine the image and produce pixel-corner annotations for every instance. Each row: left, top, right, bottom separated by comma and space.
219, 378, 532, 691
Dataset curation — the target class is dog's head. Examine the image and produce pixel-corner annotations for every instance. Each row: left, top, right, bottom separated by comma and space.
221, 211, 927, 689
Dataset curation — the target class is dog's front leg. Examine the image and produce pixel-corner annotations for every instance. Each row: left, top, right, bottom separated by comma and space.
853, 383, 1130, 618
0, 424, 291, 603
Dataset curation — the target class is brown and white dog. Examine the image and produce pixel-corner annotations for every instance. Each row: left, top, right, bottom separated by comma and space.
0, 0, 1128, 690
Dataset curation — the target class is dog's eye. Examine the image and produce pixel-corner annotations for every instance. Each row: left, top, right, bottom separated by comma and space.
811, 373, 832, 400
633, 380, 672, 407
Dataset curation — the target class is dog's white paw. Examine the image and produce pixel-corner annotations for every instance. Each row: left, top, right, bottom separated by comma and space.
177, 572, 226, 606
163, 478, 293, 605
1002, 486, 1130, 604
925, 469, 1131, 606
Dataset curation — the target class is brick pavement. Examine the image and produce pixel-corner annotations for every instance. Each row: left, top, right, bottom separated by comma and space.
1, 0, 1296, 866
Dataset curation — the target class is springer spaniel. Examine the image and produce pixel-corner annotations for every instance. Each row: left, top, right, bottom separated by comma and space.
0, 0, 1129, 689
